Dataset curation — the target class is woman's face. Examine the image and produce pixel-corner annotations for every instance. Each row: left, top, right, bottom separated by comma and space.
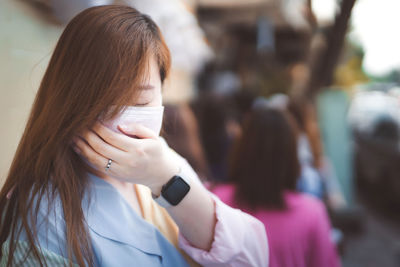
134, 58, 163, 107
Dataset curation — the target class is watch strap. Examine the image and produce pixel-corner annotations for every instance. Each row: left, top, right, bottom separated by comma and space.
152, 167, 190, 208
153, 193, 172, 208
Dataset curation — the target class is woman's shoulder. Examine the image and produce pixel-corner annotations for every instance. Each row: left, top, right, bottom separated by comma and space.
1, 239, 77, 267
10, 190, 70, 260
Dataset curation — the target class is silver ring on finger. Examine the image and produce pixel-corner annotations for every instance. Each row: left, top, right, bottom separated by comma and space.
105, 159, 112, 171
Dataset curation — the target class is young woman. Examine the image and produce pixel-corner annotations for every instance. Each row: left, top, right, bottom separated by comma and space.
212, 106, 340, 267
0, 6, 267, 266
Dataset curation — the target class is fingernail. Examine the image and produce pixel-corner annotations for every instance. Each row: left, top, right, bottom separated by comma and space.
120, 124, 128, 131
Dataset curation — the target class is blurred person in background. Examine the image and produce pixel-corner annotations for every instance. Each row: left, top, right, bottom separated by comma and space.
0, 6, 268, 266
162, 104, 211, 182
192, 66, 255, 182
287, 97, 347, 210
191, 93, 240, 182
212, 106, 340, 267
287, 97, 324, 198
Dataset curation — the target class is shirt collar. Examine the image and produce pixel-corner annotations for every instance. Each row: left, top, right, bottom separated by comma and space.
83, 173, 162, 257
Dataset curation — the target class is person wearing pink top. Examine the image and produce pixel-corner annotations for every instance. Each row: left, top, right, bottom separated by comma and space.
212, 105, 341, 267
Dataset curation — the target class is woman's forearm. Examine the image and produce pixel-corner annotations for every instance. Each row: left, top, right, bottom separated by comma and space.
165, 182, 216, 251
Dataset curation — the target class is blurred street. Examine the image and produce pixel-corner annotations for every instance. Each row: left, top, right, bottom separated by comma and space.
343, 201, 400, 267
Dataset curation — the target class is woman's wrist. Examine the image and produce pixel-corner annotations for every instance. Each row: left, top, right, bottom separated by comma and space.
149, 160, 180, 196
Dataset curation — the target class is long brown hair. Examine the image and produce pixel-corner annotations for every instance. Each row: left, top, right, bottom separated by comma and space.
0, 5, 170, 266
229, 106, 300, 210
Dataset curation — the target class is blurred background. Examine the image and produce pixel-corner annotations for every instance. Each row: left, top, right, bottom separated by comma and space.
1, 0, 400, 266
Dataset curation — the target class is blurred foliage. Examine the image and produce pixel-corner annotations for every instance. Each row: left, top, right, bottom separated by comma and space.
334, 41, 369, 89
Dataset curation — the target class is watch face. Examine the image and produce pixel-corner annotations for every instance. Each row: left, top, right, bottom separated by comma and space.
162, 176, 190, 206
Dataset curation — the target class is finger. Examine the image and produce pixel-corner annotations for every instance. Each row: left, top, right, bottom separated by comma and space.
74, 139, 123, 178
80, 130, 127, 164
92, 122, 140, 152
74, 137, 110, 170
74, 138, 123, 176
118, 123, 157, 140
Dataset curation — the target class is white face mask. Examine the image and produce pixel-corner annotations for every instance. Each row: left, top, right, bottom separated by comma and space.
103, 106, 164, 136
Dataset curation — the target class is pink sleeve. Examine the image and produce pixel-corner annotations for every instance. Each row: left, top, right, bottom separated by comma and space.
178, 195, 269, 267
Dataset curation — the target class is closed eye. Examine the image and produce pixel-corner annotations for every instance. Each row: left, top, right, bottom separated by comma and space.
134, 102, 150, 107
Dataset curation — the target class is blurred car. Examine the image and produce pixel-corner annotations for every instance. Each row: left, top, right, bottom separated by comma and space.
348, 86, 400, 217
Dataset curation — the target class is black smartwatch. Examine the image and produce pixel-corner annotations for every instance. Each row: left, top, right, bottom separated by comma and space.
152, 171, 191, 207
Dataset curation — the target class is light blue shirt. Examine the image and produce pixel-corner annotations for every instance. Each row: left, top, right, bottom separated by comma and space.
11, 173, 190, 266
